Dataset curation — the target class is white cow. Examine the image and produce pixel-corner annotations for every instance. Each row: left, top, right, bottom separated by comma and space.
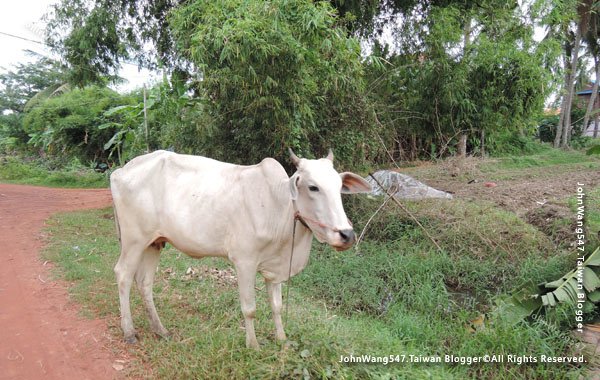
110, 149, 371, 349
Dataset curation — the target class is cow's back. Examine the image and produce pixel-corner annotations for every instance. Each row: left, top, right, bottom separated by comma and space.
110, 151, 291, 258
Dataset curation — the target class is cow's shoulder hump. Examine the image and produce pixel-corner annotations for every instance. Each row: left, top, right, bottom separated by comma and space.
257, 157, 287, 181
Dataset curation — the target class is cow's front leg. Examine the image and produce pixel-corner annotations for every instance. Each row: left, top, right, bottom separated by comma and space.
235, 263, 259, 349
266, 281, 286, 341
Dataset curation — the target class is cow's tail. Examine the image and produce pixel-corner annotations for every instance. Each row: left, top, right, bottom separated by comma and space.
113, 205, 122, 247
110, 171, 122, 248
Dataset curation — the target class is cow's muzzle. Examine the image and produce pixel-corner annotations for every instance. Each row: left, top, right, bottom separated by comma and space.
333, 229, 355, 251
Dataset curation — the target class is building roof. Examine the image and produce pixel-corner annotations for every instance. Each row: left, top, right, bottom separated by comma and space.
577, 82, 600, 96
577, 89, 598, 95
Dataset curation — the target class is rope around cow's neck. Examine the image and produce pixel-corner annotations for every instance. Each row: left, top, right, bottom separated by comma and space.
284, 216, 298, 327
294, 211, 341, 232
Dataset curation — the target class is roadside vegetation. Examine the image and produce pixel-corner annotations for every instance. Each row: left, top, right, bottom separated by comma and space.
40, 149, 598, 379
0, 155, 108, 188
1, 0, 600, 378
3, 0, 600, 172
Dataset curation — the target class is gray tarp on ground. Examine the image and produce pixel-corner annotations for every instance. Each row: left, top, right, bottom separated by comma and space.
365, 170, 453, 200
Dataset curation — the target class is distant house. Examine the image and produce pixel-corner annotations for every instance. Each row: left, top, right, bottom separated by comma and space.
576, 84, 600, 138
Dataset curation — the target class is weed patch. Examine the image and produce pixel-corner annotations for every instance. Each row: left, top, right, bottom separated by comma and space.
36, 149, 598, 379
42, 206, 587, 379
344, 195, 560, 296
525, 205, 576, 247
480, 148, 600, 173
0, 155, 108, 188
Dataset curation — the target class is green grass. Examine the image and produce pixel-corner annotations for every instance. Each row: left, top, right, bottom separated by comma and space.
343, 196, 569, 298
43, 202, 588, 379
480, 147, 600, 172
0, 155, 109, 188
400, 146, 600, 185
32, 146, 599, 379
43, 210, 455, 379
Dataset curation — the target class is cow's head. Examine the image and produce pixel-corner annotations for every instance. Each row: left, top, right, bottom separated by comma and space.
288, 149, 371, 251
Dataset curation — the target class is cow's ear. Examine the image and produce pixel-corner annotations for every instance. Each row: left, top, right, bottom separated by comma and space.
289, 175, 300, 200
340, 172, 372, 194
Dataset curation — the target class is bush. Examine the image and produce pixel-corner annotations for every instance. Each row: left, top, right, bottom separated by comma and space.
0, 155, 109, 187
538, 115, 558, 143
0, 114, 29, 153
571, 135, 596, 150
485, 130, 547, 156
22, 86, 139, 164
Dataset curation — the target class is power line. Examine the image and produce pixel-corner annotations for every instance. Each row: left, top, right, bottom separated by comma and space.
0, 31, 45, 45
0, 30, 144, 69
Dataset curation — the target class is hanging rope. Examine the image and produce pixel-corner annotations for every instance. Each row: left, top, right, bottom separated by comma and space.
284, 216, 298, 325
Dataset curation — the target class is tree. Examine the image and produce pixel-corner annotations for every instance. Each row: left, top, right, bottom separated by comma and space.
43, 0, 560, 164
45, 0, 381, 167
544, 0, 593, 148
0, 54, 67, 114
581, 0, 600, 139
365, 1, 548, 160
0, 55, 68, 151
44, 0, 399, 83
45, 0, 173, 87
168, 0, 376, 167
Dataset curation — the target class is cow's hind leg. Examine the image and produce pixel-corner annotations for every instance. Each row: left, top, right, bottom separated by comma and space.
114, 242, 146, 344
135, 244, 170, 339
266, 281, 286, 342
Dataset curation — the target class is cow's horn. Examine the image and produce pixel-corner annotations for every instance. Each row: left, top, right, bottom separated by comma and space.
289, 148, 300, 167
325, 148, 334, 162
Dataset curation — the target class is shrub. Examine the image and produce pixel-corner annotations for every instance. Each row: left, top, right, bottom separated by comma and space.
22, 86, 139, 164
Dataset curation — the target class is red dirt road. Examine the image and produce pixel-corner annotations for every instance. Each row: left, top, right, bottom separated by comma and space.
0, 183, 121, 380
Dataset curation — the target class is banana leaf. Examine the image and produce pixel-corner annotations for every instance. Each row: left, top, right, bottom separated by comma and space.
495, 247, 600, 324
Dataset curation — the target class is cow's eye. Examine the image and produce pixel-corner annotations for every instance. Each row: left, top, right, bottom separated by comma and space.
308, 185, 320, 192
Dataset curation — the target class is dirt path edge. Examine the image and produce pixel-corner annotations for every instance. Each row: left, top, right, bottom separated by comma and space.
0, 183, 123, 380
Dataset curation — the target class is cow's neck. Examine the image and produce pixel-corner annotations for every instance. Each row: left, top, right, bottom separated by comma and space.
292, 210, 311, 231
289, 200, 313, 241
280, 200, 313, 279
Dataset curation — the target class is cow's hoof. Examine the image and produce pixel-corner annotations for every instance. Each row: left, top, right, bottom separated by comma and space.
156, 330, 171, 340
275, 332, 287, 342
124, 334, 138, 344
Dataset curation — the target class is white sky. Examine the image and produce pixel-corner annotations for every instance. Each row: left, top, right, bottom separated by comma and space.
0, 0, 158, 92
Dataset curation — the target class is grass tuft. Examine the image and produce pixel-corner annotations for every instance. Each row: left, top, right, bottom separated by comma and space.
0, 155, 109, 188
42, 205, 587, 379
36, 147, 598, 379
